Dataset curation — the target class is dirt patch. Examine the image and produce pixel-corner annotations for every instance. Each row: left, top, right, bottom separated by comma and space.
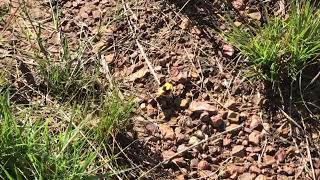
1, 0, 319, 179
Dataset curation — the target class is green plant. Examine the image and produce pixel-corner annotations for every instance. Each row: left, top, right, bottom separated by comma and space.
0, 88, 133, 179
224, 1, 320, 84
95, 90, 134, 142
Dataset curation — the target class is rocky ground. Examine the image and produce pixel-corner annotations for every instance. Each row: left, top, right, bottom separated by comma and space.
1, 0, 320, 179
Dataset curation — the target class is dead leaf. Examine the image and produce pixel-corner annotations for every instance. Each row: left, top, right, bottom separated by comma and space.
128, 68, 149, 82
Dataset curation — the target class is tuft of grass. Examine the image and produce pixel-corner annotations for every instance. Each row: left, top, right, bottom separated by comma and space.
224, 1, 320, 83
0, 87, 134, 179
95, 90, 134, 142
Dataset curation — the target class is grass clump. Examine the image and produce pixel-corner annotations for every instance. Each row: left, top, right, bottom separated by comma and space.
224, 1, 320, 83
0, 87, 134, 179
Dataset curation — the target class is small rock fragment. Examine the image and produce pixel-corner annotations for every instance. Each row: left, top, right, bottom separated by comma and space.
180, 98, 191, 109
231, 145, 245, 157
227, 164, 245, 174
162, 150, 175, 160
249, 165, 261, 174
188, 136, 200, 146
176, 174, 185, 180
242, 140, 248, 146
225, 98, 238, 110
198, 160, 210, 170
104, 53, 115, 64
255, 175, 268, 180
128, 68, 149, 82
230, 172, 238, 179
246, 146, 262, 153
232, 0, 245, 10
282, 166, 294, 176
80, 12, 89, 19
159, 124, 176, 140
195, 130, 205, 139
222, 44, 235, 57
211, 114, 224, 127
250, 115, 262, 130
228, 111, 240, 124
189, 101, 217, 114
145, 123, 158, 134
223, 138, 232, 146
179, 17, 191, 30
249, 130, 261, 145
248, 12, 261, 20
263, 155, 276, 166
234, 21, 242, 27
275, 148, 286, 163
177, 144, 187, 153
238, 173, 256, 180
92, 10, 101, 20
190, 158, 199, 168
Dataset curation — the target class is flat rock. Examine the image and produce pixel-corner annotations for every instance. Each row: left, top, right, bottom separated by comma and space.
189, 101, 217, 114
180, 98, 190, 109
223, 138, 232, 146
177, 144, 187, 153
263, 155, 276, 166
224, 98, 238, 110
158, 124, 176, 140
249, 165, 261, 174
255, 175, 268, 180
190, 158, 199, 168
246, 146, 262, 153
176, 174, 185, 180
145, 123, 158, 134
228, 111, 240, 124
226, 164, 245, 174
162, 150, 175, 160
238, 173, 256, 180
282, 166, 294, 176
249, 130, 261, 145
198, 160, 210, 170
248, 12, 261, 20
188, 136, 200, 145
231, 145, 245, 157
226, 124, 241, 135
211, 114, 224, 127
250, 115, 262, 130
